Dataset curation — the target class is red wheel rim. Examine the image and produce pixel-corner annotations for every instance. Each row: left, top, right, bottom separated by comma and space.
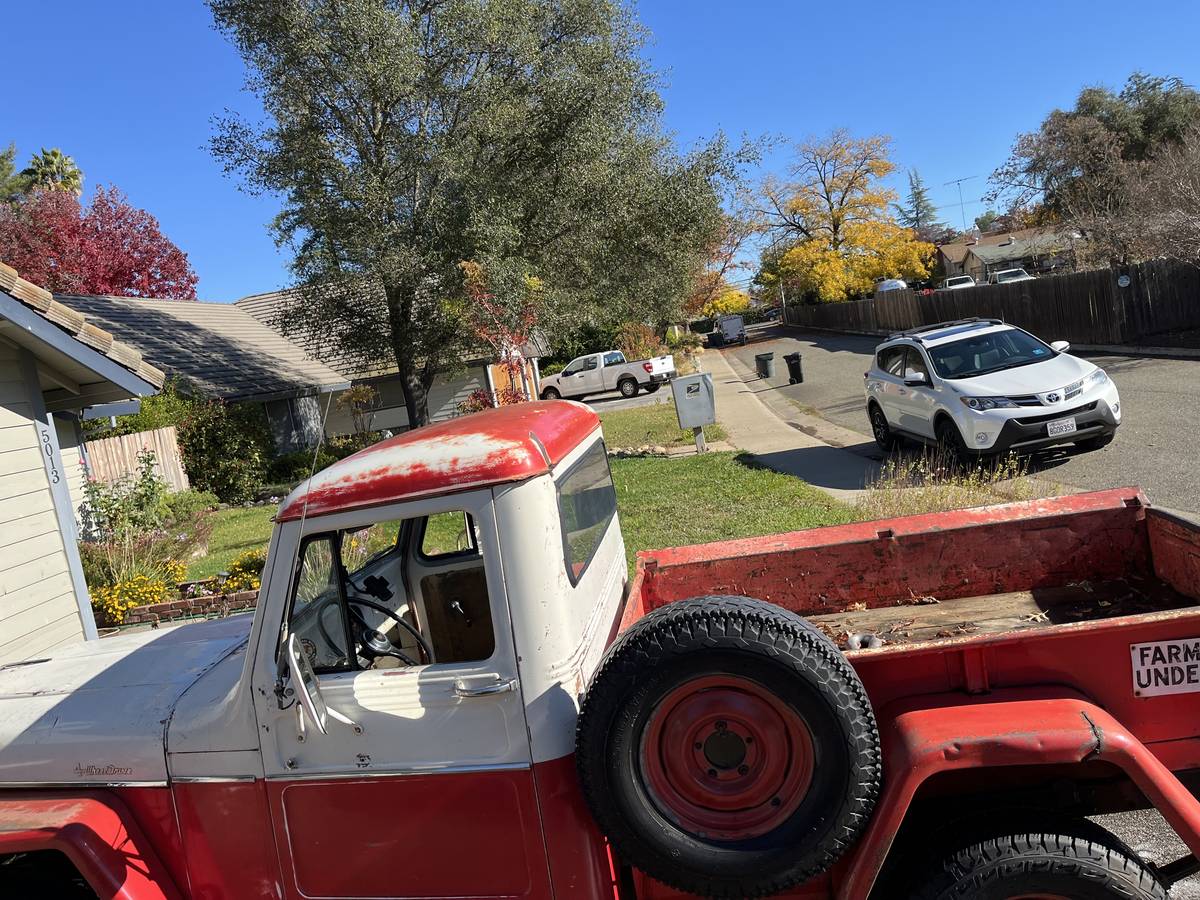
638, 674, 815, 841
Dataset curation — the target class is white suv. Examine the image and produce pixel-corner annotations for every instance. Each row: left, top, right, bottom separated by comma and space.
864, 318, 1121, 459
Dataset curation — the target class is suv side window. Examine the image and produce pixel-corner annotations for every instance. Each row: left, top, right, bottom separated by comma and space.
904, 347, 931, 381
877, 346, 906, 376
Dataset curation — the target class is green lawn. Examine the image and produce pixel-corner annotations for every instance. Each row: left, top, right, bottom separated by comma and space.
191, 447, 848, 581
610, 452, 853, 571
189, 506, 275, 580
598, 399, 727, 449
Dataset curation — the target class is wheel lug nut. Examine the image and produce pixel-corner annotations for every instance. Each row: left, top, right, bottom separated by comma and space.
707, 769, 717, 778
693, 742, 702, 750
715, 720, 726, 731
744, 736, 753, 744
770, 797, 781, 807
738, 765, 749, 775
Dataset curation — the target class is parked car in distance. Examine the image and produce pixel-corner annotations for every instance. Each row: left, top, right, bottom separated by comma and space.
707, 313, 747, 347
939, 275, 976, 290
873, 278, 907, 297
864, 317, 1120, 460
539, 349, 675, 400
761, 307, 783, 322
988, 268, 1036, 284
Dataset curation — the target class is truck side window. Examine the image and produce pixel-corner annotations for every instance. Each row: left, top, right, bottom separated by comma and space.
580, 355, 599, 371
603, 351, 624, 367
289, 536, 355, 672
420, 511, 478, 559
556, 440, 618, 585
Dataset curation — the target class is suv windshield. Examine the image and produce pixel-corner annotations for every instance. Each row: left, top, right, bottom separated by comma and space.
995, 270, 1028, 282
927, 328, 1054, 379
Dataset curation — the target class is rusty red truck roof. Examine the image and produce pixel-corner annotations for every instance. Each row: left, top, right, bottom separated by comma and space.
276, 400, 600, 521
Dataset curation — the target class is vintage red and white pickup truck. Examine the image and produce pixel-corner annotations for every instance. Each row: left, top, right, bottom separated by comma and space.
3, 400, 1200, 900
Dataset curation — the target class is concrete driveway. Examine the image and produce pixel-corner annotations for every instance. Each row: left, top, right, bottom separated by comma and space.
727, 324, 1200, 516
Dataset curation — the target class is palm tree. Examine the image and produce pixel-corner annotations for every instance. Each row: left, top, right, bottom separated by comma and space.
21, 148, 83, 195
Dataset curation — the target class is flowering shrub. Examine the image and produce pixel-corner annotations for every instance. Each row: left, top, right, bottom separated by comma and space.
91, 575, 172, 627
79, 451, 210, 626
222, 548, 266, 593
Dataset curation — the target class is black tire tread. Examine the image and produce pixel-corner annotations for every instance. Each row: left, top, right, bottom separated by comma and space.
576, 595, 881, 898
913, 823, 1167, 900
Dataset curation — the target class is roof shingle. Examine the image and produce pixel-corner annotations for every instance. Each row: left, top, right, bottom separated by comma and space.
0, 261, 165, 387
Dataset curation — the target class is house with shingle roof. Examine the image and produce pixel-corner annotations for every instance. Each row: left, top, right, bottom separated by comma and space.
937, 227, 1080, 281
0, 261, 164, 663
236, 288, 549, 441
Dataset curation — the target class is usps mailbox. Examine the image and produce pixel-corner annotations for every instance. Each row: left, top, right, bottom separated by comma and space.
671, 372, 715, 452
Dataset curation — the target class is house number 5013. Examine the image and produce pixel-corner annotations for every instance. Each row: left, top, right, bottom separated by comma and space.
39, 426, 60, 484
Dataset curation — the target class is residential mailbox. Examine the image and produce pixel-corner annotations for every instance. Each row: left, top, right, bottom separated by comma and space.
672, 372, 715, 430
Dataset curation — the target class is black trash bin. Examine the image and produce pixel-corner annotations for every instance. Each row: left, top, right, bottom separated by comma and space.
754, 352, 775, 379
783, 352, 804, 384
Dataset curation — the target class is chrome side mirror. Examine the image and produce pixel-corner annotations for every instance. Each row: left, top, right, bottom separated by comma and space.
285, 633, 329, 736
903, 370, 928, 386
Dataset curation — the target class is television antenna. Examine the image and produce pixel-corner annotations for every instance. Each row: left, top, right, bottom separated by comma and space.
944, 175, 978, 231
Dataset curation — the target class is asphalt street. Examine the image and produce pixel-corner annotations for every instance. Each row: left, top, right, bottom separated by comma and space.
727, 324, 1200, 515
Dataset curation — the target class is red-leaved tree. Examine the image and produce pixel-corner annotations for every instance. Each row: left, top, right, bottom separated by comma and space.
459, 260, 538, 410
0, 186, 197, 299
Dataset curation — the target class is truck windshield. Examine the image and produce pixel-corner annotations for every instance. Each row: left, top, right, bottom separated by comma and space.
928, 328, 1055, 379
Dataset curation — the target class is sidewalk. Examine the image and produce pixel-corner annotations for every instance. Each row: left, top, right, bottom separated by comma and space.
699, 350, 877, 502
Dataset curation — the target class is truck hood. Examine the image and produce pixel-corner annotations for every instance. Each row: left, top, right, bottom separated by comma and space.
0, 614, 252, 786
945, 353, 1097, 398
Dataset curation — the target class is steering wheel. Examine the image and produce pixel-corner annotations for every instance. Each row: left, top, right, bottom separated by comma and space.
316, 596, 434, 667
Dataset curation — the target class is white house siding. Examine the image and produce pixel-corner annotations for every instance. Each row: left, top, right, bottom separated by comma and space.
0, 348, 85, 663
54, 415, 88, 525
321, 369, 487, 437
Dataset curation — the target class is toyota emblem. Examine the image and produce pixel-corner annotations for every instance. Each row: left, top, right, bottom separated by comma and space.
1046, 393, 1060, 403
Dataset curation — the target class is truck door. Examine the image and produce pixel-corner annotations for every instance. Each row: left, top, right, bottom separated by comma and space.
253, 492, 551, 900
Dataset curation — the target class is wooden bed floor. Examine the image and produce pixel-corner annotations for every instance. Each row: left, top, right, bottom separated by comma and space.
807, 577, 1196, 649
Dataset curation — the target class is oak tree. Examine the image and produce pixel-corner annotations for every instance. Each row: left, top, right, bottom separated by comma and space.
208, 0, 732, 427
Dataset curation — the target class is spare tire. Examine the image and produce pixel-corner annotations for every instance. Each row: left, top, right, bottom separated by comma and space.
576, 595, 880, 898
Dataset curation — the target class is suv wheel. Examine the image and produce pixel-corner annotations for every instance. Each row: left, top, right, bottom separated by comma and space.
869, 405, 899, 452
935, 419, 968, 468
1077, 431, 1114, 452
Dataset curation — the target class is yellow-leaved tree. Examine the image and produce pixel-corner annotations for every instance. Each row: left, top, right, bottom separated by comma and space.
759, 130, 935, 302
702, 287, 751, 318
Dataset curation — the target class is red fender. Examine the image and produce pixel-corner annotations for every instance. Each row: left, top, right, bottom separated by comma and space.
836, 690, 1200, 900
0, 791, 181, 899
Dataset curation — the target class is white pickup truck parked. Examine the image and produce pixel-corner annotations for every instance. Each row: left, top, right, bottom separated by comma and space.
539, 349, 675, 400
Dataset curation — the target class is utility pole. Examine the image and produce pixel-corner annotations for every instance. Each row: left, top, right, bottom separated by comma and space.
944, 175, 977, 232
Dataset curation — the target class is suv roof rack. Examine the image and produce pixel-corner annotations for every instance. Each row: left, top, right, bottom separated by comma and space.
888, 317, 1005, 343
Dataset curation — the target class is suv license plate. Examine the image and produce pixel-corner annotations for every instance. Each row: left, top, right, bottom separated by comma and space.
1047, 416, 1077, 437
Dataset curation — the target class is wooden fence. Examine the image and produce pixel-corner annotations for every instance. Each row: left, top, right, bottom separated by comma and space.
783, 259, 1200, 345
84, 425, 190, 493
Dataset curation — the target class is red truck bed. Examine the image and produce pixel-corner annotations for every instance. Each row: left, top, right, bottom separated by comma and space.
620, 488, 1200, 899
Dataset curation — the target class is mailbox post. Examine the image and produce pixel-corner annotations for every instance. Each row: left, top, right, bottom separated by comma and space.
671, 372, 716, 453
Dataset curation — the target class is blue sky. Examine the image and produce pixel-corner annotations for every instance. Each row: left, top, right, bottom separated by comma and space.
7, 1, 1200, 300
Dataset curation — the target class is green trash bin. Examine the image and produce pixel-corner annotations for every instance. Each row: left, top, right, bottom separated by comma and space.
754, 352, 775, 379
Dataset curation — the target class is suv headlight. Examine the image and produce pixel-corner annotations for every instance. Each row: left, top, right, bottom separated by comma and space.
1087, 369, 1108, 386
960, 396, 1018, 411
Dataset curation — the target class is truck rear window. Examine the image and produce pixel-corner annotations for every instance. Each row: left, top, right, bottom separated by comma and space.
556, 440, 618, 585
